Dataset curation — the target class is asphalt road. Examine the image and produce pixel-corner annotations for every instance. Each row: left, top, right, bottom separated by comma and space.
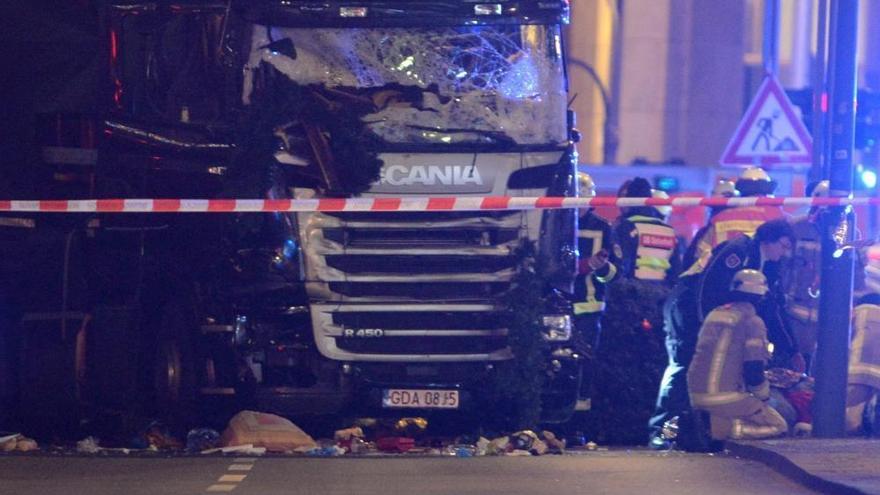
0, 449, 820, 495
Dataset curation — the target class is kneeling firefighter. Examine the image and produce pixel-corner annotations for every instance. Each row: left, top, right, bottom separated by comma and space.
687, 269, 788, 440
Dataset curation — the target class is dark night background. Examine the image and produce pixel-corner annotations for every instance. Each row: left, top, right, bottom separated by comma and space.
0, 1, 100, 198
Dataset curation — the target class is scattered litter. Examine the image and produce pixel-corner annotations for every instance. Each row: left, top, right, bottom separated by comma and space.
376, 436, 415, 453
585, 441, 598, 451
76, 436, 102, 454
15, 438, 39, 452
139, 421, 183, 450
394, 417, 428, 437
304, 445, 346, 457
200, 444, 267, 455
511, 430, 551, 454
541, 431, 566, 454
221, 411, 317, 452
334, 427, 364, 442
443, 444, 475, 457
486, 436, 511, 456
186, 428, 221, 453
1, 434, 38, 452
475, 437, 490, 456
1, 434, 21, 452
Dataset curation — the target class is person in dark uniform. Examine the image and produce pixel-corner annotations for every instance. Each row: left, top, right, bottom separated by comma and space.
649, 218, 798, 448
572, 172, 618, 411
695, 218, 802, 371
612, 177, 680, 284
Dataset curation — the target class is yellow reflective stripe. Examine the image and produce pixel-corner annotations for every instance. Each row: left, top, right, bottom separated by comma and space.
636, 257, 671, 270
708, 327, 733, 394
715, 220, 762, 241
595, 262, 617, 283
849, 363, 880, 379
788, 304, 818, 323
578, 229, 603, 255
690, 391, 749, 406
748, 381, 769, 397
745, 338, 765, 349
681, 249, 711, 277
628, 215, 658, 222
635, 268, 666, 280
574, 301, 605, 314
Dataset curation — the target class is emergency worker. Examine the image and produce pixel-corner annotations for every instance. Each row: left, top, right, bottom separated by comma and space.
783, 180, 827, 369
687, 269, 788, 440
649, 218, 798, 448
784, 180, 866, 371
572, 172, 618, 409
612, 177, 680, 284
696, 218, 803, 371
846, 246, 880, 432
683, 167, 785, 277
682, 179, 739, 270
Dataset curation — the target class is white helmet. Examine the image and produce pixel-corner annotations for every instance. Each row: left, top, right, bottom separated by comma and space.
739, 166, 772, 182
578, 172, 596, 198
651, 189, 672, 218
736, 167, 777, 197
730, 269, 769, 296
865, 245, 880, 294
810, 180, 830, 198
711, 179, 739, 198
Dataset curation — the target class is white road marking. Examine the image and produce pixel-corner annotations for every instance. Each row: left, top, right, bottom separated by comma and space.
219, 474, 247, 483
228, 464, 254, 471
206, 484, 237, 492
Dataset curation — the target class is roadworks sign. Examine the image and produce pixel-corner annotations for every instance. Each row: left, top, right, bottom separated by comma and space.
720, 75, 813, 166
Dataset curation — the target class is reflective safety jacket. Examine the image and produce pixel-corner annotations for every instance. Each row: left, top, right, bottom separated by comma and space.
850, 296, 880, 389
683, 205, 785, 277
613, 211, 679, 283
574, 211, 618, 315
784, 216, 821, 327
693, 235, 798, 368
688, 302, 771, 407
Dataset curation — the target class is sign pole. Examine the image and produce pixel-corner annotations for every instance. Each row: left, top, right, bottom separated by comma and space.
763, 0, 780, 75
813, 0, 859, 438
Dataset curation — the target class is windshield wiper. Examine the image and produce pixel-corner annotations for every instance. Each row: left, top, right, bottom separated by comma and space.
403, 125, 516, 146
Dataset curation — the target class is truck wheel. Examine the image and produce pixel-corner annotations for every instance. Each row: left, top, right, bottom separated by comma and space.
154, 300, 200, 432
17, 317, 90, 440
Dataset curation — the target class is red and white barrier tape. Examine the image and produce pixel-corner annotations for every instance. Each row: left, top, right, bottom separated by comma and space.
0, 196, 875, 213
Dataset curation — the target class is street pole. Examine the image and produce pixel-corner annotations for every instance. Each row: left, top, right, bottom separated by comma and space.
813, 0, 859, 438
810, 0, 829, 184
762, 0, 780, 75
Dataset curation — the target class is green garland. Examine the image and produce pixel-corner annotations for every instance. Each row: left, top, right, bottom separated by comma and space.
490, 242, 550, 431
229, 63, 384, 197
581, 279, 670, 444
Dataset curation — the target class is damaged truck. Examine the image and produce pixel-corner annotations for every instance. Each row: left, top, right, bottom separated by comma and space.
1, 0, 584, 433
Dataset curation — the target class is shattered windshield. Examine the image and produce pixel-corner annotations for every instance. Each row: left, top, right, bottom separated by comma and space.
244, 25, 568, 146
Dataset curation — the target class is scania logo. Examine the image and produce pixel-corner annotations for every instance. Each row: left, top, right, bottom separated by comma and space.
379, 165, 483, 187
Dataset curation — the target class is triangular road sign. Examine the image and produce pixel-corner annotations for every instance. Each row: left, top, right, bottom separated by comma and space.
720, 75, 813, 166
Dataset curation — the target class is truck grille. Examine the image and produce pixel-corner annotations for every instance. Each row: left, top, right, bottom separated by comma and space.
310, 303, 514, 362
301, 209, 524, 362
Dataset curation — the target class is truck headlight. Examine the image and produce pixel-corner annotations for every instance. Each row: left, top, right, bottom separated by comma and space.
541, 315, 572, 341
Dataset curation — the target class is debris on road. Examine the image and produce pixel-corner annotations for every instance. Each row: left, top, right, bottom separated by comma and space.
76, 436, 102, 454
1, 433, 38, 452
221, 411, 317, 452
186, 428, 221, 453
376, 436, 415, 453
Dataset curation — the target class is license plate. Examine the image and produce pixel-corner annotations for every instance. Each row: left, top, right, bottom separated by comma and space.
382, 389, 459, 409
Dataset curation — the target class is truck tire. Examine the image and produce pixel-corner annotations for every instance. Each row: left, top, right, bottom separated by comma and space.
17, 316, 90, 440
153, 299, 200, 433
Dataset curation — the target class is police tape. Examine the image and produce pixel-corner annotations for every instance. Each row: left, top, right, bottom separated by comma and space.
0, 196, 876, 213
